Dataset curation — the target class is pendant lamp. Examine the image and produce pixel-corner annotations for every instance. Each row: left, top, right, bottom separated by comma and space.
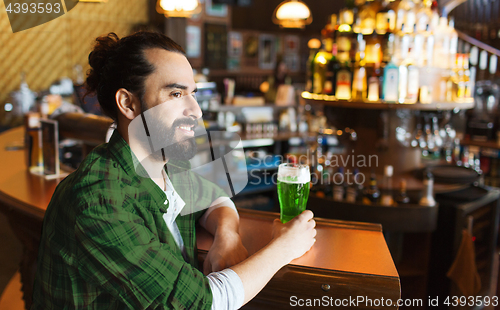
156, 0, 201, 18
272, 0, 312, 28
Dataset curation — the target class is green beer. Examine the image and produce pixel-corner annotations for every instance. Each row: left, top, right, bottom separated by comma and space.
277, 164, 311, 223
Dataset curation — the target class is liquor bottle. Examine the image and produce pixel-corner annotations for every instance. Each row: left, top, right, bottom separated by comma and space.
396, 0, 416, 34
358, 0, 379, 35
345, 175, 358, 203
323, 169, 333, 197
367, 62, 382, 101
419, 169, 436, 207
425, 28, 435, 67
333, 167, 345, 202
477, 49, 488, 81
395, 179, 410, 205
407, 63, 419, 103
325, 44, 341, 95
468, 46, 479, 96
309, 169, 322, 197
375, 0, 396, 35
489, 54, 498, 82
323, 15, 336, 53
451, 54, 466, 102
463, 55, 472, 99
380, 165, 394, 206
305, 43, 320, 93
365, 33, 383, 65
433, 17, 451, 69
336, 20, 352, 64
449, 18, 459, 71
398, 34, 411, 103
314, 168, 329, 198
363, 173, 380, 205
383, 57, 399, 102
429, 0, 440, 33
416, 0, 432, 34
313, 44, 331, 94
346, 168, 364, 203
336, 61, 353, 100
412, 25, 425, 67
382, 33, 396, 64
352, 37, 367, 100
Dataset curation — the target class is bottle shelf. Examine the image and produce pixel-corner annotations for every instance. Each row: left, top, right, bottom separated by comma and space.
302, 92, 475, 111
460, 139, 500, 150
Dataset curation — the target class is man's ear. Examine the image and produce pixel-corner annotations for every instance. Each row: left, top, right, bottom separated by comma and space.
116, 89, 141, 120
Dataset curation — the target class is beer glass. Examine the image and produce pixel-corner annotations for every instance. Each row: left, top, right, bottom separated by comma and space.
277, 163, 311, 223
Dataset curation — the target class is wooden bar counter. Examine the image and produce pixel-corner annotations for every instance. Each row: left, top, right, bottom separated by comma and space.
0, 127, 400, 309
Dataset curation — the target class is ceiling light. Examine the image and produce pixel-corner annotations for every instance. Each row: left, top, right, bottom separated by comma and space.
273, 0, 312, 29
156, 0, 201, 18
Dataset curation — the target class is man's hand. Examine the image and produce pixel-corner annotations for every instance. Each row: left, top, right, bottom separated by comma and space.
203, 229, 248, 275
229, 210, 316, 306
271, 210, 316, 264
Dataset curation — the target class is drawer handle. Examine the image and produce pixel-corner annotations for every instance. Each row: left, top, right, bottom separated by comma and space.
321, 284, 330, 292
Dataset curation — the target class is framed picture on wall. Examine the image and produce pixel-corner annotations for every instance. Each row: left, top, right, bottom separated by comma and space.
204, 23, 228, 70
284, 35, 300, 54
186, 25, 201, 58
228, 31, 243, 58
227, 57, 241, 71
284, 53, 299, 72
206, 0, 228, 17
258, 34, 276, 70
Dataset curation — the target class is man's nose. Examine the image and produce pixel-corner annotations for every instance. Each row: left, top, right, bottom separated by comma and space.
184, 94, 202, 120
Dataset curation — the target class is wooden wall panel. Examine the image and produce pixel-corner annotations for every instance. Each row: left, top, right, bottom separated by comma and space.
0, 0, 149, 124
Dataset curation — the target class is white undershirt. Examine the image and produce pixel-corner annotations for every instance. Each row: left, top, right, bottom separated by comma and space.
160, 170, 244, 310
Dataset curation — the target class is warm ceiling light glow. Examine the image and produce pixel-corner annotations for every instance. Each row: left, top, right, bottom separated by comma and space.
273, 0, 312, 29
307, 38, 321, 49
156, 0, 200, 18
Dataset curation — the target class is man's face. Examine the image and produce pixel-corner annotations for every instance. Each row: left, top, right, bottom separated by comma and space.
140, 48, 202, 161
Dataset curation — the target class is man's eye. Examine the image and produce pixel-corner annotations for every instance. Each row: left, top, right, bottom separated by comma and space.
172, 92, 182, 98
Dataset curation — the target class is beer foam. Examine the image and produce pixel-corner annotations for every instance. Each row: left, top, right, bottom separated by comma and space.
277, 165, 311, 184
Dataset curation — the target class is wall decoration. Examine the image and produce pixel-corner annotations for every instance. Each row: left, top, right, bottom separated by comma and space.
204, 23, 228, 69
244, 35, 258, 58
284, 35, 300, 54
227, 57, 241, 71
284, 53, 299, 72
228, 31, 243, 57
205, 0, 228, 17
258, 34, 276, 70
186, 25, 201, 58
275, 36, 284, 57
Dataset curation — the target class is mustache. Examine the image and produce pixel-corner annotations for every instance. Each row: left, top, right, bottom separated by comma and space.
172, 118, 198, 129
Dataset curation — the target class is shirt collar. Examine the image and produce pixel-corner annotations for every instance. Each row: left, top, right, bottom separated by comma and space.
107, 130, 168, 212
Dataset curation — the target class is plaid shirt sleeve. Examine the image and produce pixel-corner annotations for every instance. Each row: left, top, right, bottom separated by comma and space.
74, 191, 212, 310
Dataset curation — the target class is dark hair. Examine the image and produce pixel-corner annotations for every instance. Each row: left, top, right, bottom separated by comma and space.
86, 31, 185, 121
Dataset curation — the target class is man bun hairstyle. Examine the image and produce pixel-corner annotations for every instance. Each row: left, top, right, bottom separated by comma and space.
86, 31, 185, 121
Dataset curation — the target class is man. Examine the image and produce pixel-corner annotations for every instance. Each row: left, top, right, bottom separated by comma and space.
32, 31, 316, 310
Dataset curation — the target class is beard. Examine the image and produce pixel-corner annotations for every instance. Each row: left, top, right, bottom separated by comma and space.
140, 100, 198, 162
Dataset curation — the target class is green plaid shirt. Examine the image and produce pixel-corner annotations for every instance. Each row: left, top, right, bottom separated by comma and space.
32, 131, 227, 309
